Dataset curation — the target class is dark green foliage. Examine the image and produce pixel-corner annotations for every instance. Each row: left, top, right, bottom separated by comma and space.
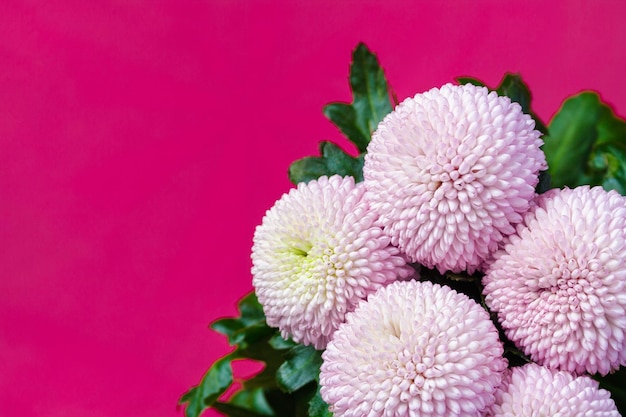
288, 43, 393, 185
180, 292, 330, 417
276, 345, 323, 393
288, 142, 364, 184
323, 43, 394, 153
543, 92, 626, 194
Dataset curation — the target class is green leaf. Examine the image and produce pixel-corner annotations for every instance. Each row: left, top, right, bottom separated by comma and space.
589, 144, 626, 195
211, 317, 244, 339
323, 43, 393, 153
263, 384, 318, 417
288, 141, 364, 184
543, 92, 626, 193
213, 402, 274, 417
211, 292, 275, 347
181, 354, 236, 417
308, 384, 333, 417
495, 74, 531, 114
543, 93, 602, 188
234, 333, 288, 390
276, 345, 323, 393
269, 333, 298, 350
238, 292, 266, 323
496, 74, 548, 135
455, 76, 486, 87
223, 387, 276, 416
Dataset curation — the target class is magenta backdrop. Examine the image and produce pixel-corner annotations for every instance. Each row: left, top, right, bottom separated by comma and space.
1, 1, 625, 416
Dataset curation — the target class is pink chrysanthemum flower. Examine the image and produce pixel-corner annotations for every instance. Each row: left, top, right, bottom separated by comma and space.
363, 83, 546, 273
485, 363, 620, 417
251, 175, 414, 349
320, 280, 507, 417
483, 186, 626, 375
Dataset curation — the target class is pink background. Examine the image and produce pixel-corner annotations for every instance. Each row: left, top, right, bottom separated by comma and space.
1, 1, 625, 416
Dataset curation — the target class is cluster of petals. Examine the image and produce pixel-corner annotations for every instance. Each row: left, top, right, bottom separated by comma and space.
485, 363, 619, 416
363, 83, 546, 273
251, 175, 414, 349
483, 186, 626, 375
320, 280, 506, 417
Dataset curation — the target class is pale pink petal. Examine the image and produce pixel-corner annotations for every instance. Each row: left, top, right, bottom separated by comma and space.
485, 363, 619, 417
484, 185, 626, 375
320, 280, 507, 417
364, 83, 546, 273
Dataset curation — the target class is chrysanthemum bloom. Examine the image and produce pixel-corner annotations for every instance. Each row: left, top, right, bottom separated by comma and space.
363, 83, 546, 273
251, 175, 414, 349
320, 280, 506, 417
485, 363, 620, 417
483, 186, 626, 375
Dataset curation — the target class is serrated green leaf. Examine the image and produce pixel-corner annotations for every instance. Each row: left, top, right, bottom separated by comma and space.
236, 335, 289, 391
493, 74, 548, 135
211, 292, 275, 347
238, 292, 266, 323
181, 354, 236, 417
589, 144, 626, 195
276, 345, 323, 393
323, 103, 361, 145
269, 333, 297, 350
211, 317, 245, 339
543, 92, 626, 192
323, 43, 393, 153
455, 76, 486, 87
496, 74, 531, 114
235, 323, 276, 348
308, 384, 333, 417
223, 387, 276, 417
213, 401, 274, 417
288, 141, 364, 184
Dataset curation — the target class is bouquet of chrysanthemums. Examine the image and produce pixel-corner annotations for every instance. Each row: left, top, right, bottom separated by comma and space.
181, 44, 626, 417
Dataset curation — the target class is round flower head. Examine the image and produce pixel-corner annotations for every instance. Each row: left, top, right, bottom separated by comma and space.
483, 186, 626, 375
363, 83, 546, 273
251, 175, 414, 349
485, 363, 620, 417
320, 280, 507, 417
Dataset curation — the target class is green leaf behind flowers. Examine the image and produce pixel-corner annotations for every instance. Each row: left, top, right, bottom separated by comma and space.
308, 385, 333, 417
324, 43, 394, 153
288, 43, 394, 185
288, 142, 364, 185
276, 345, 323, 393
180, 292, 332, 417
180, 354, 235, 417
542, 92, 626, 194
